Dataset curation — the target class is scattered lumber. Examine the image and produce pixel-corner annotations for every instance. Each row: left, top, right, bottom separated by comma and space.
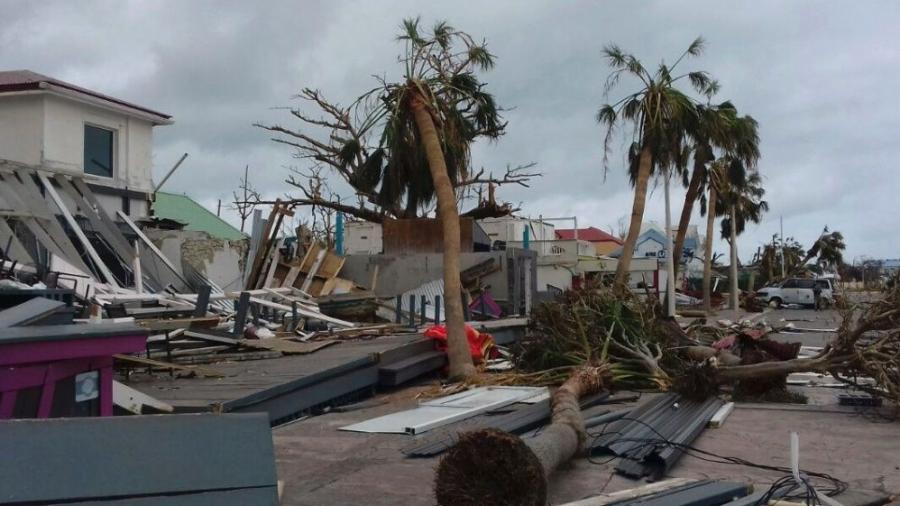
113, 354, 224, 378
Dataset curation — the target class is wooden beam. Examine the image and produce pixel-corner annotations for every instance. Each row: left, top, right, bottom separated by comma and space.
38, 173, 120, 287
117, 210, 191, 287
299, 249, 326, 293
113, 380, 174, 414
112, 354, 224, 378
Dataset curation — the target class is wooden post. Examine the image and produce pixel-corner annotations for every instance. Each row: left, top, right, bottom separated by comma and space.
408, 294, 416, 327
435, 295, 441, 323
133, 241, 143, 294
420, 295, 427, 325
233, 292, 251, 336
193, 285, 211, 317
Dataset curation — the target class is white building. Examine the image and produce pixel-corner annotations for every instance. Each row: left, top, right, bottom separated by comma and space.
477, 216, 556, 248
0, 70, 172, 218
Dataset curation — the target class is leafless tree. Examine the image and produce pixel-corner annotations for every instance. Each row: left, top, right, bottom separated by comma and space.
232, 165, 261, 232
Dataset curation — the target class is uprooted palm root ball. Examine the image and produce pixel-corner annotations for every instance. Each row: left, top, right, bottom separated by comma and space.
434, 428, 546, 506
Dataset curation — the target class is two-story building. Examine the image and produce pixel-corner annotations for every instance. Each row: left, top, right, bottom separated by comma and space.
0, 70, 171, 218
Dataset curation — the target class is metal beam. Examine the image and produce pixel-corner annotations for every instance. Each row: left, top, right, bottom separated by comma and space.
38, 173, 120, 287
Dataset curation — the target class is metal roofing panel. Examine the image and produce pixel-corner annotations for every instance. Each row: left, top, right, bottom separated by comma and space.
341, 386, 544, 435
152, 192, 245, 241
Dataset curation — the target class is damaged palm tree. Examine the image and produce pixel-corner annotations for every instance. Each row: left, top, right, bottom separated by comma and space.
434, 366, 609, 506
518, 283, 673, 388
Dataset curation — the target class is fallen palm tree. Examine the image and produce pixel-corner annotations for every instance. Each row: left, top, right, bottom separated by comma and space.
711, 282, 900, 402
518, 284, 674, 388
434, 366, 609, 506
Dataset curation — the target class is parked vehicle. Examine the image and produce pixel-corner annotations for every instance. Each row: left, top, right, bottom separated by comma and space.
755, 278, 835, 308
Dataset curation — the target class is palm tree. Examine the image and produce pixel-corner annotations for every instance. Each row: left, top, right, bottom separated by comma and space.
357, 19, 505, 380
718, 163, 768, 309
598, 37, 715, 286
701, 159, 727, 313
800, 227, 846, 271
673, 103, 759, 278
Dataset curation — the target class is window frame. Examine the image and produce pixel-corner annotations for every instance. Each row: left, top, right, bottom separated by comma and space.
83, 123, 117, 179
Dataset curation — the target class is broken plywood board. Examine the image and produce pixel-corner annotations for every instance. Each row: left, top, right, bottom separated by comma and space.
113, 380, 174, 414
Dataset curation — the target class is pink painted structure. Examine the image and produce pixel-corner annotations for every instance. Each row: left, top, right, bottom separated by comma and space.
0, 323, 147, 419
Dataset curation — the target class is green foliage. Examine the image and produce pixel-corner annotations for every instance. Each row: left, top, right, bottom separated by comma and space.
717, 162, 768, 239
517, 283, 670, 388
597, 36, 713, 180
803, 227, 846, 268
355, 17, 506, 215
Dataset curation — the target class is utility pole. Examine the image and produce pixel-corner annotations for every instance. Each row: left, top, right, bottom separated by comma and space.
663, 169, 676, 317
780, 215, 785, 279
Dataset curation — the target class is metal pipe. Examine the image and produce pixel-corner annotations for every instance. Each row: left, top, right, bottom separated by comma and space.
153, 153, 189, 193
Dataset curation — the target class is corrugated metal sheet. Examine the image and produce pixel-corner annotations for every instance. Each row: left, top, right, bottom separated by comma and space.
591, 393, 724, 480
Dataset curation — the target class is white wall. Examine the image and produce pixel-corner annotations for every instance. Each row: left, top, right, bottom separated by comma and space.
537, 265, 574, 291
344, 221, 383, 254
42, 94, 154, 192
0, 94, 44, 165
478, 217, 556, 246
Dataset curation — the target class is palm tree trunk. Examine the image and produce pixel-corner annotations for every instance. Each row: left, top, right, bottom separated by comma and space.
435, 367, 607, 506
729, 204, 739, 310
614, 145, 653, 286
673, 165, 703, 279
410, 92, 475, 380
703, 186, 716, 314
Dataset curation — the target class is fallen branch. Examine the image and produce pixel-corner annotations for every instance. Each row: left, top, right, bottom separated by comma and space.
434, 366, 608, 506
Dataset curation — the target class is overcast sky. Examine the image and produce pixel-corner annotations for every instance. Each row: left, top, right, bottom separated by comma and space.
3, 0, 898, 262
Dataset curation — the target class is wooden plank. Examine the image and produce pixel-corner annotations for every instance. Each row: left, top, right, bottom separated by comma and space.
281, 264, 302, 288
38, 173, 121, 287
708, 401, 735, 428
113, 380, 174, 414
262, 249, 281, 289
117, 210, 191, 287
316, 251, 345, 280
134, 316, 220, 332
246, 202, 281, 289
113, 354, 224, 378
299, 249, 326, 293
559, 478, 695, 506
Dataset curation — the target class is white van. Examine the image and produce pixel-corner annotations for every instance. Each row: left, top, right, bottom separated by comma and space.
755, 278, 835, 308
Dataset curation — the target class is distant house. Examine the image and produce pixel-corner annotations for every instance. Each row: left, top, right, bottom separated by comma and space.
0, 70, 172, 218
609, 222, 701, 264
555, 227, 623, 256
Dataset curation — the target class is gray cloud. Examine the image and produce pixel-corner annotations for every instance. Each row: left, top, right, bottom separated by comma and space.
2, 0, 898, 262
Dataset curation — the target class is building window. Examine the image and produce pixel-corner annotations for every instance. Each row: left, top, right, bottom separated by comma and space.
84, 125, 114, 178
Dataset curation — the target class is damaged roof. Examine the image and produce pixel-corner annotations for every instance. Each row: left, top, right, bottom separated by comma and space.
152, 192, 245, 241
